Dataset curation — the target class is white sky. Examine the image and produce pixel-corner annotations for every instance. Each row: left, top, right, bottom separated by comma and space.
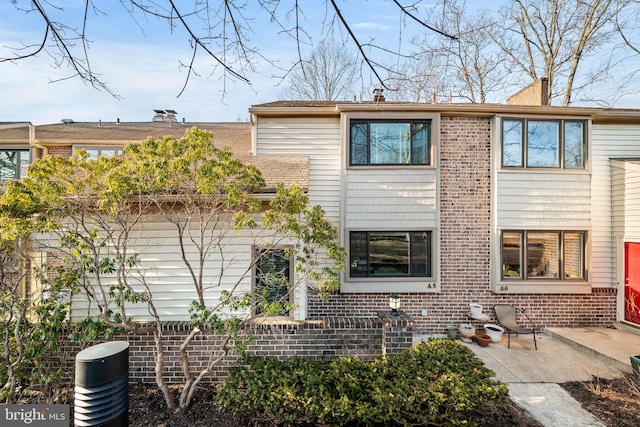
1, 1, 639, 125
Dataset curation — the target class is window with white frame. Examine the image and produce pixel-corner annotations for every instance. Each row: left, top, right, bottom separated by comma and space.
0, 149, 30, 179
253, 247, 292, 316
502, 118, 586, 168
349, 231, 432, 278
350, 120, 430, 166
501, 230, 586, 280
74, 146, 124, 160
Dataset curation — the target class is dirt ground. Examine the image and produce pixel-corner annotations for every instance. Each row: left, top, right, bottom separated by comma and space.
124, 373, 640, 426
561, 373, 640, 427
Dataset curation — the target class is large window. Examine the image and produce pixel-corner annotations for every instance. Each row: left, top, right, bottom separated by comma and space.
350, 231, 432, 278
501, 231, 586, 280
254, 248, 292, 316
74, 146, 124, 160
502, 118, 586, 168
0, 149, 30, 179
350, 120, 430, 166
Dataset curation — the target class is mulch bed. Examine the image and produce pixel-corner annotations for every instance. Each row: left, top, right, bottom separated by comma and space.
561, 373, 640, 427
125, 383, 542, 427
65, 373, 640, 426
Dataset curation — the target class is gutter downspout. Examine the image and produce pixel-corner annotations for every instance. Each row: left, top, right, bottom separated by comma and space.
28, 123, 48, 159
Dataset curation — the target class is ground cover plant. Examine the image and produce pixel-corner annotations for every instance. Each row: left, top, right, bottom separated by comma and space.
216, 339, 509, 426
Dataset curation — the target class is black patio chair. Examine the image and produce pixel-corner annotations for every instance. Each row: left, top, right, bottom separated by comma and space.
493, 304, 538, 350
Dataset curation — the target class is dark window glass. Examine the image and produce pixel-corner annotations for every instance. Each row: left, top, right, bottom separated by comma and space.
527, 232, 559, 278
527, 121, 559, 167
502, 119, 586, 169
254, 248, 291, 315
350, 123, 369, 165
0, 149, 30, 179
502, 120, 523, 167
502, 232, 522, 278
564, 121, 585, 168
501, 231, 586, 281
349, 231, 432, 277
350, 120, 430, 166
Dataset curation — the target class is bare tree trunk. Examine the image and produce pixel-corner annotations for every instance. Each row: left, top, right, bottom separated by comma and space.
152, 326, 176, 412
179, 335, 232, 410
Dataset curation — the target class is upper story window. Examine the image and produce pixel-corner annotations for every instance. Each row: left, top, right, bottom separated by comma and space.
74, 146, 124, 160
0, 149, 30, 179
350, 231, 432, 278
350, 120, 430, 166
501, 230, 586, 280
502, 118, 586, 169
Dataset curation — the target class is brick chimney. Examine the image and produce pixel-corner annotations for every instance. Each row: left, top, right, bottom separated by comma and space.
373, 88, 385, 102
506, 78, 549, 106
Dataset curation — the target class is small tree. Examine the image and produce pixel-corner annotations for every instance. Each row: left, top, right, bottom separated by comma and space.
0, 127, 345, 411
0, 195, 71, 404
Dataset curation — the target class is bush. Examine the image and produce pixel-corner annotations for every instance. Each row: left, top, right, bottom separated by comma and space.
216, 339, 508, 426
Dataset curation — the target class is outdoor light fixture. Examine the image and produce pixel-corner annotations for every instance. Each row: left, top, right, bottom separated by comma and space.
389, 294, 401, 316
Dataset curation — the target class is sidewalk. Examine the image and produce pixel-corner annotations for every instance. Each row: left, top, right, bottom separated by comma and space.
462, 325, 640, 427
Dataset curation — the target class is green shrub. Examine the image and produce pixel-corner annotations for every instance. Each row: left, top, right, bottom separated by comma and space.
216, 339, 508, 426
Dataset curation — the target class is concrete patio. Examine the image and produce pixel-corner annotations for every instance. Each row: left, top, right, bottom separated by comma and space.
462, 323, 640, 426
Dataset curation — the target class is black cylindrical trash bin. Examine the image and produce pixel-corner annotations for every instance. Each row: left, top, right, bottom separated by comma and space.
74, 341, 129, 427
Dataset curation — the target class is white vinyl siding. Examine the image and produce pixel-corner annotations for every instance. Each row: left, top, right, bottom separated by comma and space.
592, 124, 640, 291
69, 218, 263, 322
254, 117, 341, 223
344, 170, 437, 229
496, 172, 591, 228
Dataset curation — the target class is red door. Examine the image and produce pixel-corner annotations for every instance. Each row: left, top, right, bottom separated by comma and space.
624, 242, 640, 325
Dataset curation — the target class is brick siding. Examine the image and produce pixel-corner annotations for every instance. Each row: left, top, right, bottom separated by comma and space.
59, 314, 413, 385
46, 146, 72, 158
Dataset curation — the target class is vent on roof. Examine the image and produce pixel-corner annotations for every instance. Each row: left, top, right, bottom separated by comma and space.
165, 109, 177, 122
153, 109, 178, 122
153, 109, 166, 122
61, 118, 74, 124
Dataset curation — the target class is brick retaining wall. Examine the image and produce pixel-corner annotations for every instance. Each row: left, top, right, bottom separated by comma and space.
59, 313, 413, 385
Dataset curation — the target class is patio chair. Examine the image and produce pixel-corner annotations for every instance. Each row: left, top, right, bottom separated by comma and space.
493, 304, 538, 350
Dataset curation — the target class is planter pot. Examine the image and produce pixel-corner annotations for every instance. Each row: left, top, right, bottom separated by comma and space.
459, 323, 475, 339
474, 333, 491, 347
470, 303, 483, 318
631, 355, 640, 381
484, 324, 504, 343
447, 325, 458, 339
